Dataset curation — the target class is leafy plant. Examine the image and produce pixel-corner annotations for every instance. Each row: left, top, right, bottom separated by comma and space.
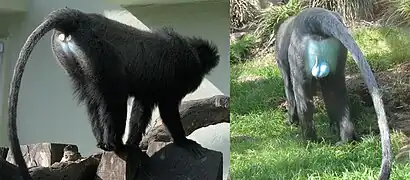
254, 0, 303, 51
230, 34, 257, 64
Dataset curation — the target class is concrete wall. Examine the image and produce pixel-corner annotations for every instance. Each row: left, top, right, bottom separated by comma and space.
0, 0, 229, 178
0, 38, 7, 145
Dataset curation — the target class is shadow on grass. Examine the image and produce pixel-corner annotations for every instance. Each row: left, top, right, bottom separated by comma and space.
231, 73, 386, 179
231, 128, 387, 179
231, 76, 285, 116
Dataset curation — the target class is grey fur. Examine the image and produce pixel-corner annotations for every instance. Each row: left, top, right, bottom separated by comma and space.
275, 7, 392, 180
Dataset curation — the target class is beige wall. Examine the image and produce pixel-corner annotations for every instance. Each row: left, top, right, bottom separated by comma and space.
0, 0, 228, 166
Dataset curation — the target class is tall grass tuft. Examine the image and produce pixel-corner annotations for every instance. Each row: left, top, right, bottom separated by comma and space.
302, 0, 377, 24
230, 0, 260, 33
230, 34, 257, 64
253, 0, 303, 51
378, 0, 410, 27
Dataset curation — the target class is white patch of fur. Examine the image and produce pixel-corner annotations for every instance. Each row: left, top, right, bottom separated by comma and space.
58, 36, 89, 70
58, 33, 65, 41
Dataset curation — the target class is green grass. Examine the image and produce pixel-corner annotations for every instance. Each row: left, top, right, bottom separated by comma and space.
230, 27, 410, 179
347, 27, 410, 73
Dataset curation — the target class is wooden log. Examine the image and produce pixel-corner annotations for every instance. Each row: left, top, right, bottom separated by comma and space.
140, 95, 230, 149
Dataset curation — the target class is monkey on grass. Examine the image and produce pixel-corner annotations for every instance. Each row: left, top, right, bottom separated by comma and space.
274, 7, 392, 180
8, 7, 220, 180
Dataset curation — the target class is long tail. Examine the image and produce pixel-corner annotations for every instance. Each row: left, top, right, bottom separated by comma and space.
301, 7, 392, 180
8, 7, 83, 180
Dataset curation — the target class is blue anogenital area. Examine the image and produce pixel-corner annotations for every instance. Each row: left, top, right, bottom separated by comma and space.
305, 37, 342, 78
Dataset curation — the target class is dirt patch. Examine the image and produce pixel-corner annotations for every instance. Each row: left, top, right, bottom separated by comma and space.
346, 62, 410, 136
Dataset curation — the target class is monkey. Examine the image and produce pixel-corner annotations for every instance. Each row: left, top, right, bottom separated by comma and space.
60, 145, 82, 163
274, 8, 392, 180
8, 7, 220, 180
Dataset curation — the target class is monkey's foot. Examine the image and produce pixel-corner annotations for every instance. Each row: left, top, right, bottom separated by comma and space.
287, 116, 299, 126
286, 119, 299, 126
174, 139, 206, 159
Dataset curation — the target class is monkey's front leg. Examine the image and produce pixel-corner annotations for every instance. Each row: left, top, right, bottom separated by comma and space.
291, 71, 317, 141
158, 98, 205, 159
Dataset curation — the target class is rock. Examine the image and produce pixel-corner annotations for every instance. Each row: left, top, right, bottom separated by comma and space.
0, 157, 21, 180
0, 146, 9, 159
29, 153, 101, 180
60, 145, 83, 162
96, 142, 223, 180
140, 95, 230, 149
146, 142, 223, 180
6, 142, 76, 168
146, 141, 168, 157
95, 147, 149, 180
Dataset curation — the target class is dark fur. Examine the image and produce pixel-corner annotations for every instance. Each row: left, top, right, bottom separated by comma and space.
274, 8, 392, 180
8, 8, 219, 180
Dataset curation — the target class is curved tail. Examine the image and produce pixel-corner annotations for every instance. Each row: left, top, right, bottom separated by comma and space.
8, 7, 83, 180
301, 7, 392, 180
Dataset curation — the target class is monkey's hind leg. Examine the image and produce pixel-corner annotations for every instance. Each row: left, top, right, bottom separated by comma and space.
293, 79, 317, 141
125, 100, 155, 147
319, 74, 356, 144
289, 45, 317, 141
158, 98, 205, 159
95, 92, 128, 152
85, 101, 105, 148
276, 56, 299, 125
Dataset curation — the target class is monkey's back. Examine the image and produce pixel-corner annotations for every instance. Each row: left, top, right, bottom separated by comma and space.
84, 14, 207, 97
